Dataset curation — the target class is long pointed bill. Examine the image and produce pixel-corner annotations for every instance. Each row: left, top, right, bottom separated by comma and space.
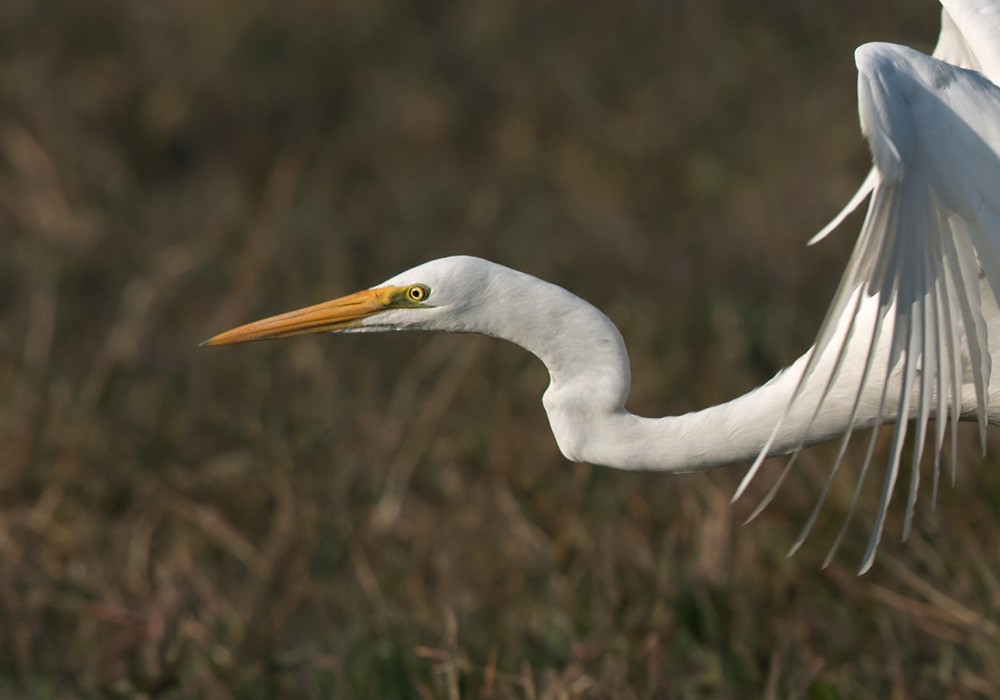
203, 286, 399, 346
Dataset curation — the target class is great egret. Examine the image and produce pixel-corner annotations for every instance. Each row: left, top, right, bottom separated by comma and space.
207, 3, 1000, 572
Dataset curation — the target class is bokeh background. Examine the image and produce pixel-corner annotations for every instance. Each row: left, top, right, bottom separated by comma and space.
2, 0, 999, 696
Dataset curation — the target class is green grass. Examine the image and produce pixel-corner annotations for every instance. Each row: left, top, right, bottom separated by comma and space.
1, 0, 999, 696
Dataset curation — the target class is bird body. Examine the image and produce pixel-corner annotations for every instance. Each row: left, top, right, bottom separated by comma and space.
207, 6, 1000, 571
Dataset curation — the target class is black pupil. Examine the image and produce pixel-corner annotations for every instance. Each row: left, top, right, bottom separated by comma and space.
411, 288, 422, 299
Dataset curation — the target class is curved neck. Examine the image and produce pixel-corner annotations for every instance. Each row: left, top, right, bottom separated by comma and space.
482, 268, 888, 472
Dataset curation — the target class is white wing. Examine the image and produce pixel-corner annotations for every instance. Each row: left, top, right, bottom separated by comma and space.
811, 0, 1000, 245
741, 43, 1000, 572
938, 0, 1000, 78
935, 7, 984, 73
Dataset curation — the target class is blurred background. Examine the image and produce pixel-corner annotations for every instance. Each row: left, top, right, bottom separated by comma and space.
1, 0, 998, 696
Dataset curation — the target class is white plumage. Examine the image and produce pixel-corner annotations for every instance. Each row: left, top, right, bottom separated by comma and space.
208, 1, 1000, 573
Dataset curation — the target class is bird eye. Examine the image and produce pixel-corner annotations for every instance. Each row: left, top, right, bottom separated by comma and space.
406, 284, 429, 302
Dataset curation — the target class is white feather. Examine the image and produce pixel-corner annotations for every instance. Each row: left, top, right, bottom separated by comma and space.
754, 42, 1000, 572
210, 3, 1000, 572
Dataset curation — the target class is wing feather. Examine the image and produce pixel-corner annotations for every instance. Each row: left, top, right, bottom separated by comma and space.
810, 0, 1000, 246
754, 43, 1000, 571
939, 0, 1000, 79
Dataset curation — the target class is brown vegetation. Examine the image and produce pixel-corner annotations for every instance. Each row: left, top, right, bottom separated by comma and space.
1, 0, 998, 696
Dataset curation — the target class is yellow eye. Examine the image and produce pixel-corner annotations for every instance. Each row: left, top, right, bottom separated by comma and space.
406, 284, 429, 302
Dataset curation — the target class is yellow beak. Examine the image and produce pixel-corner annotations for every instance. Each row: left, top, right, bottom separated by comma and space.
203, 287, 396, 346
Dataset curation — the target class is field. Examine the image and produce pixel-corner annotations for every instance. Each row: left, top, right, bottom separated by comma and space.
2, 0, 999, 696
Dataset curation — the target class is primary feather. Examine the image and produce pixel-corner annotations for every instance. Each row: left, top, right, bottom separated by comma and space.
743, 42, 1000, 572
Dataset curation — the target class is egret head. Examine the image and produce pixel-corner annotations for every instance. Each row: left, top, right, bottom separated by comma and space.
203, 256, 497, 345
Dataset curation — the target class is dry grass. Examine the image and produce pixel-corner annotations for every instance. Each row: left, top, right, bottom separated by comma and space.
1, 0, 999, 696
